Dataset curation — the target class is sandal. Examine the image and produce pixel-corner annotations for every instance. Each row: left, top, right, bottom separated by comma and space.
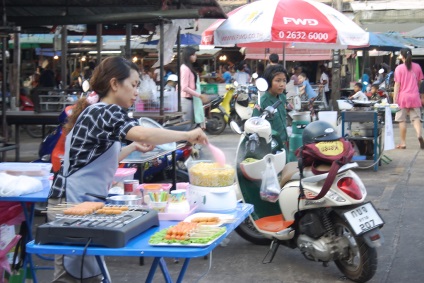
396, 145, 406, 149
419, 137, 424, 149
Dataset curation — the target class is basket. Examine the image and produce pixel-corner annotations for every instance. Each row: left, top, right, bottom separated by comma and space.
239, 151, 286, 181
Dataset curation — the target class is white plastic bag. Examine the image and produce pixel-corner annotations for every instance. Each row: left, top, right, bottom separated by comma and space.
0, 172, 43, 197
259, 159, 281, 203
384, 106, 395, 151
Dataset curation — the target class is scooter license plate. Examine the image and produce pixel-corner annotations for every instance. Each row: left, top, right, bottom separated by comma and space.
343, 202, 384, 236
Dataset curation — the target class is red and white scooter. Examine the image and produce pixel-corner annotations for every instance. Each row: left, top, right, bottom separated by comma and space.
232, 78, 384, 283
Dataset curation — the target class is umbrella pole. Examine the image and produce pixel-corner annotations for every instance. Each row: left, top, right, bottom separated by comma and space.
159, 20, 164, 116
282, 43, 286, 69
177, 27, 181, 112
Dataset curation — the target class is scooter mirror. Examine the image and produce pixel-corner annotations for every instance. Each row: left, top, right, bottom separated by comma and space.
378, 68, 384, 74
255, 78, 268, 92
82, 80, 90, 92
252, 72, 258, 79
230, 121, 242, 135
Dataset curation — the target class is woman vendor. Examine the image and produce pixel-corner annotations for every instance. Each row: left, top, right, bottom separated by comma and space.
48, 56, 208, 283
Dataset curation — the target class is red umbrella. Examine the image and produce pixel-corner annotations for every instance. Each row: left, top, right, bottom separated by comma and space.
201, 0, 368, 50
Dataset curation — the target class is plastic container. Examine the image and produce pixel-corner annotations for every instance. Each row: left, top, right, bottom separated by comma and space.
187, 160, 235, 187
149, 201, 168, 213
318, 111, 338, 128
0, 163, 53, 190
0, 162, 52, 177
113, 168, 137, 183
141, 183, 172, 203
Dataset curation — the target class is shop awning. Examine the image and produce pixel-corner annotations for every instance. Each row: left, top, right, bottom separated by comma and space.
244, 48, 331, 62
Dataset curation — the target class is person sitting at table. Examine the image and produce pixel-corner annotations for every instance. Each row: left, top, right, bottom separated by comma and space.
349, 82, 369, 101
48, 56, 208, 283
366, 84, 382, 101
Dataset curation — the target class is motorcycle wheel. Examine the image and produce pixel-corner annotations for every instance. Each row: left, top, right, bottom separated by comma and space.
235, 216, 272, 246
333, 216, 377, 283
205, 113, 226, 135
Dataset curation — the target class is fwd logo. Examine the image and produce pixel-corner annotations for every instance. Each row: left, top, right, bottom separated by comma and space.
283, 17, 318, 26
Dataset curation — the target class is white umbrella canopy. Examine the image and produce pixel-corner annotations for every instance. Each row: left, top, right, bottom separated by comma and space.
201, 0, 369, 50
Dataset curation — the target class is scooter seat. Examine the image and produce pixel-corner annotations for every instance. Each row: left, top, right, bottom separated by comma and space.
279, 162, 299, 187
255, 215, 294, 233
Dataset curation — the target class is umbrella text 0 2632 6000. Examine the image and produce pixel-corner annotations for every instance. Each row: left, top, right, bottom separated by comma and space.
201, 0, 369, 50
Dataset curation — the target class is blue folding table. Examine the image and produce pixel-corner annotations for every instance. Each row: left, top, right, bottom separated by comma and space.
26, 203, 253, 283
0, 187, 50, 283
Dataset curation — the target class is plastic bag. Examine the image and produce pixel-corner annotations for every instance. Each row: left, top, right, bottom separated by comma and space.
0, 173, 43, 197
259, 159, 281, 203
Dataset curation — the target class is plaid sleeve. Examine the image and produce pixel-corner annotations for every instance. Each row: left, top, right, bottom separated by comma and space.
90, 105, 138, 142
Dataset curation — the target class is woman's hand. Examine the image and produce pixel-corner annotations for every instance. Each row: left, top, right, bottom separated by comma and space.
118, 142, 155, 162
187, 128, 208, 145
132, 142, 155, 153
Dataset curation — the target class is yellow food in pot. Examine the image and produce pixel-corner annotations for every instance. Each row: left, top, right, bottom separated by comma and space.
189, 162, 235, 187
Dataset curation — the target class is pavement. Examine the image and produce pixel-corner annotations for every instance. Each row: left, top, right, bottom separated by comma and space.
4, 120, 424, 283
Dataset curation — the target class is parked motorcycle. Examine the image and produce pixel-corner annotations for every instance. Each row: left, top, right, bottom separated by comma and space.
204, 94, 226, 135
209, 80, 257, 135
231, 78, 384, 283
208, 84, 235, 135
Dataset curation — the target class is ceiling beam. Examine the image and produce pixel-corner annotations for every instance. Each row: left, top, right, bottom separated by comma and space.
8, 8, 227, 26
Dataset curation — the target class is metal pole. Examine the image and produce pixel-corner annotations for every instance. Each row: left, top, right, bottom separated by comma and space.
331, 0, 343, 111
2, 3, 9, 159
159, 20, 164, 116
61, 26, 67, 88
177, 27, 181, 112
96, 24, 102, 65
125, 24, 131, 60
12, 26, 20, 110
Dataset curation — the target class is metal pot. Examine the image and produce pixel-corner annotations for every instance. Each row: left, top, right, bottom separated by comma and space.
85, 193, 141, 206
291, 111, 311, 122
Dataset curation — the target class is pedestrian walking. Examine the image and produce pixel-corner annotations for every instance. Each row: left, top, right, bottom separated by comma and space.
393, 48, 424, 149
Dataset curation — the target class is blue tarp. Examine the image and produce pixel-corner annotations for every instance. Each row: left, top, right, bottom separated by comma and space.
144, 33, 201, 46
350, 32, 407, 51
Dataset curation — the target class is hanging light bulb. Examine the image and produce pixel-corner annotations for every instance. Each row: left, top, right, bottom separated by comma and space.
132, 56, 138, 63
53, 55, 59, 60
81, 56, 86, 62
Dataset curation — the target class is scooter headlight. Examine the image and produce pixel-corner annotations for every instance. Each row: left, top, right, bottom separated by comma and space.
244, 117, 272, 143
